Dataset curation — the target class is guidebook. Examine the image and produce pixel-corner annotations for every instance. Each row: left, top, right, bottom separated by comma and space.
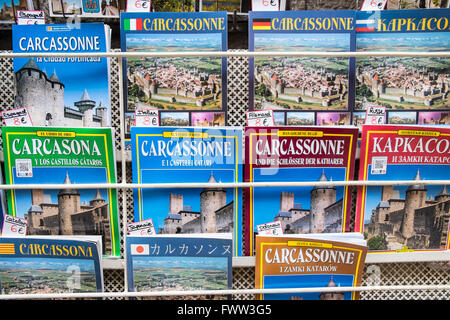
1, 126, 121, 257
12, 23, 111, 128
0, 236, 103, 295
248, 10, 356, 127
120, 11, 228, 132
244, 126, 358, 256
130, 126, 243, 256
255, 233, 367, 300
126, 234, 232, 293
0, 0, 31, 23
355, 124, 450, 252
355, 9, 450, 125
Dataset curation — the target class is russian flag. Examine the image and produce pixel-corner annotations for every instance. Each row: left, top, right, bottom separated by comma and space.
124, 18, 143, 31
356, 19, 376, 32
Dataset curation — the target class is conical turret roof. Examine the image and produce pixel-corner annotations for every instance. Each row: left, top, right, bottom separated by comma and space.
58, 172, 80, 196
407, 169, 427, 192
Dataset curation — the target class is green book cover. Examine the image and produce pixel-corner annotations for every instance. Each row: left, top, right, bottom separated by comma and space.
1, 126, 120, 257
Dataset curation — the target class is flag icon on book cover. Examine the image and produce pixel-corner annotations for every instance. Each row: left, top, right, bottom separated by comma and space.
124, 19, 143, 31
253, 19, 271, 30
130, 244, 149, 255
356, 19, 376, 32
0, 243, 15, 254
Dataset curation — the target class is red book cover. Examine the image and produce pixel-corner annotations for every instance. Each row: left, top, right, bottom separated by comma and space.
356, 124, 450, 253
244, 126, 358, 256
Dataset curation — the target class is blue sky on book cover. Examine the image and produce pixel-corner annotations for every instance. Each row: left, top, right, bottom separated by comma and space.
130, 126, 243, 256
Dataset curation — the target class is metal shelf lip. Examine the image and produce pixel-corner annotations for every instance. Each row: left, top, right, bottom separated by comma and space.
0, 284, 448, 300
102, 250, 450, 270
0, 51, 449, 59
0, 179, 447, 190
229, 251, 450, 268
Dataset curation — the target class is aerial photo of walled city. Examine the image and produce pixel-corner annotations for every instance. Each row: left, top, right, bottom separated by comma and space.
253, 33, 350, 111
132, 256, 228, 292
126, 33, 223, 111
356, 32, 450, 110
0, 258, 97, 294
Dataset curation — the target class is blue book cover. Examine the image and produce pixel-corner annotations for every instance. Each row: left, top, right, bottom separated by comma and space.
12, 23, 111, 128
120, 11, 228, 129
0, 236, 103, 294
130, 126, 243, 256
126, 234, 233, 292
355, 9, 450, 125
248, 10, 356, 127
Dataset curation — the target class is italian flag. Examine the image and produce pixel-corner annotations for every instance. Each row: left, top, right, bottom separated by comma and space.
124, 18, 143, 31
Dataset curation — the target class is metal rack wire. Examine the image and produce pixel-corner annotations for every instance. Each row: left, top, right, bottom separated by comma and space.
0, 50, 449, 300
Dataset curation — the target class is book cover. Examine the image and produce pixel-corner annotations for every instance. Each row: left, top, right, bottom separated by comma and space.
248, 10, 356, 126
0, 168, 5, 232
255, 234, 367, 300
0, 236, 103, 294
355, 9, 450, 125
356, 124, 450, 252
12, 23, 111, 128
48, 0, 120, 17
126, 234, 232, 293
0, 0, 30, 23
1, 126, 121, 257
120, 11, 228, 131
130, 126, 243, 256
244, 126, 358, 256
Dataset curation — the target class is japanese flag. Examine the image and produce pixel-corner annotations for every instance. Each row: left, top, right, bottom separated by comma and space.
130, 244, 149, 255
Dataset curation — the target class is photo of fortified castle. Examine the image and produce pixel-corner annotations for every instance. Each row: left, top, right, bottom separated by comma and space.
160, 173, 234, 234
272, 171, 344, 234
0, 0, 28, 21
253, 33, 350, 111
126, 33, 223, 112
14, 58, 110, 127
356, 32, 450, 111
20, 172, 112, 255
365, 169, 450, 251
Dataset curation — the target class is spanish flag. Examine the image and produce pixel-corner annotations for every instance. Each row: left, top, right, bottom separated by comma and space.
0, 243, 15, 255
253, 19, 271, 31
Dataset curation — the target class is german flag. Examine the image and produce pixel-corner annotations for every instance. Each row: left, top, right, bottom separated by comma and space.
253, 19, 271, 31
0, 243, 15, 255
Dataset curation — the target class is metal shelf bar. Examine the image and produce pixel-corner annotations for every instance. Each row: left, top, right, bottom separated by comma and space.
0, 179, 448, 190
1, 51, 449, 58
0, 284, 448, 300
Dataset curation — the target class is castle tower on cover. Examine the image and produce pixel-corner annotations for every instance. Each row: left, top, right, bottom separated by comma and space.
200, 173, 227, 233
275, 171, 341, 234
162, 173, 232, 234
310, 171, 336, 233
14, 58, 107, 127
58, 172, 81, 235
401, 170, 427, 240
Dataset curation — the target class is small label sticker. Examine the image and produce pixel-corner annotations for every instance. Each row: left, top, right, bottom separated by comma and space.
371, 156, 387, 175
15, 159, 33, 177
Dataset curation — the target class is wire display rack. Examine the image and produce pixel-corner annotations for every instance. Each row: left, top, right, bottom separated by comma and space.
0, 49, 449, 300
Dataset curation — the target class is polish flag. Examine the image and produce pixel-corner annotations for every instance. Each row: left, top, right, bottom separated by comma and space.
130, 244, 149, 255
